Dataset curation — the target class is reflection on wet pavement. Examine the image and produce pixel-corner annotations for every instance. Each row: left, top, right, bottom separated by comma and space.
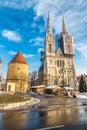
0, 96, 87, 130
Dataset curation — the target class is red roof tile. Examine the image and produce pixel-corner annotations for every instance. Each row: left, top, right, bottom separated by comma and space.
9, 51, 27, 64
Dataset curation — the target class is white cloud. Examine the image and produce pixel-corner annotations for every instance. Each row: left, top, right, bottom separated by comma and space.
38, 48, 44, 53
33, 0, 87, 61
8, 51, 34, 58
29, 37, 43, 46
0, 0, 36, 10
23, 54, 34, 58
75, 42, 87, 59
31, 23, 37, 28
0, 44, 5, 48
1, 30, 21, 42
8, 51, 17, 55
33, 0, 87, 34
38, 26, 44, 33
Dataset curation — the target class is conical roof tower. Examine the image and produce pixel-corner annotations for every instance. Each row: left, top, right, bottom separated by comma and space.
9, 51, 27, 64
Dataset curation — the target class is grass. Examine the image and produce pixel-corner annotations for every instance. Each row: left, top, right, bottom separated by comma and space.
0, 93, 31, 104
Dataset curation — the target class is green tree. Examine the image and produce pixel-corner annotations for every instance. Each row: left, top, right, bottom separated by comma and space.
79, 75, 87, 92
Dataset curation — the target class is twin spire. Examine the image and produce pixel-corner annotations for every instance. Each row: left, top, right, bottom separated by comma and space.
62, 14, 67, 34
46, 12, 67, 34
46, 12, 52, 34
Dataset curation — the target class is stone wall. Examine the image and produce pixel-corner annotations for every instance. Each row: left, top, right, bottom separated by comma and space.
6, 63, 29, 92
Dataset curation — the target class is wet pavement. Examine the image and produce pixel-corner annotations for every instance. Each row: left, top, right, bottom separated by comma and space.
0, 94, 87, 130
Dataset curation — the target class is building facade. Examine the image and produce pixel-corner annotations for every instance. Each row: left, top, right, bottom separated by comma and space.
39, 13, 76, 89
6, 51, 29, 92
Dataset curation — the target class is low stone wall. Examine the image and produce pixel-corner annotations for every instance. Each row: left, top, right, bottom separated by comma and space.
0, 98, 40, 110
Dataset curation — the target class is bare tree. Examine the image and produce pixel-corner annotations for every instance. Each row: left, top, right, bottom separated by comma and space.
30, 71, 38, 86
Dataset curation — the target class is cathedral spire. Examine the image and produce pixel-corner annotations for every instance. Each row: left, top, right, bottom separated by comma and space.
62, 15, 67, 34
46, 11, 52, 34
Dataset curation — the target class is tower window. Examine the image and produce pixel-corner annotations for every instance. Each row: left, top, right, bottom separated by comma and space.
67, 61, 70, 66
17, 67, 20, 70
49, 59, 52, 65
67, 45, 71, 53
60, 60, 62, 67
62, 60, 65, 67
49, 44, 52, 53
55, 60, 56, 65
57, 60, 59, 67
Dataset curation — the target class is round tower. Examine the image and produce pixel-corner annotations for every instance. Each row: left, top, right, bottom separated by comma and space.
6, 52, 29, 92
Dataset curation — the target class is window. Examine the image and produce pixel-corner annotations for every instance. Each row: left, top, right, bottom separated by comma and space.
62, 60, 65, 67
57, 60, 59, 67
8, 85, 11, 91
60, 60, 62, 67
67, 61, 70, 66
67, 45, 71, 53
55, 60, 56, 66
49, 44, 52, 53
49, 59, 52, 65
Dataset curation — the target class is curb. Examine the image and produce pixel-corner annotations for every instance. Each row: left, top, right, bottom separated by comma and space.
0, 98, 40, 110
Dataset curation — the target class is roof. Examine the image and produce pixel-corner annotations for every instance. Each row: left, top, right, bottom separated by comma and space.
77, 74, 87, 81
64, 87, 73, 90
0, 58, 2, 63
31, 85, 45, 88
45, 86, 57, 89
9, 51, 27, 64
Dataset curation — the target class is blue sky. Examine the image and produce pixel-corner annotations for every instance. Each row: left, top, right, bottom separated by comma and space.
0, 0, 87, 78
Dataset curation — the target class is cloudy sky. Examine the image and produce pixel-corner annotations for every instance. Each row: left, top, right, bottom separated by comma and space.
0, 0, 87, 78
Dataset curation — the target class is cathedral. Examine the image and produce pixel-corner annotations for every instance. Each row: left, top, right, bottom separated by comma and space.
39, 13, 76, 89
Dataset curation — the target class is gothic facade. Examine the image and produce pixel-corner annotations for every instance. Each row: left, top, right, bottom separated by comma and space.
39, 13, 77, 89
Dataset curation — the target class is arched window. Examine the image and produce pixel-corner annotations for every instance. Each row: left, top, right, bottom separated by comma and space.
60, 60, 61, 67
57, 60, 59, 67
49, 44, 52, 53
49, 59, 52, 65
62, 60, 65, 67
67, 45, 71, 53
